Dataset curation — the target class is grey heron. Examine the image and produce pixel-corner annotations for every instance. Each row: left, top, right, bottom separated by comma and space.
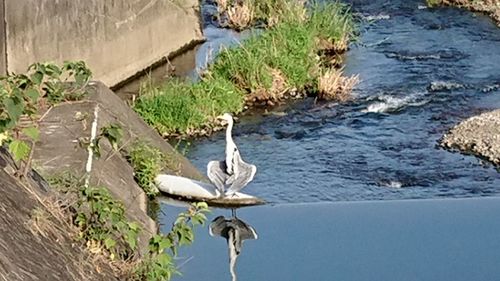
206, 113, 257, 197
219, 113, 238, 175
209, 215, 258, 281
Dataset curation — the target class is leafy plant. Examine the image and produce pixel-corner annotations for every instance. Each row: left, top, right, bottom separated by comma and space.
76, 186, 141, 260
127, 141, 166, 197
78, 122, 123, 158
132, 202, 210, 281
100, 123, 124, 151
48, 172, 141, 261
0, 61, 92, 174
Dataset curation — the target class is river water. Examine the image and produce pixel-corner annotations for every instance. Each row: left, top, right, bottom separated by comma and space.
161, 1, 500, 280
186, 0, 500, 204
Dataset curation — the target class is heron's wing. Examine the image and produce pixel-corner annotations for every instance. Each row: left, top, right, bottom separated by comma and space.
209, 216, 229, 239
226, 151, 257, 195
207, 160, 230, 194
230, 217, 258, 240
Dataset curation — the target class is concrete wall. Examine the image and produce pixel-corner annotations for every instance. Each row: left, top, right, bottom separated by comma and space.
0, 0, 5, 75
4, 0, 203, 86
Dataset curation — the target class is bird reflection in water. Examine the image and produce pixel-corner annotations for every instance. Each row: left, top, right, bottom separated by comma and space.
209, 210, 258, 281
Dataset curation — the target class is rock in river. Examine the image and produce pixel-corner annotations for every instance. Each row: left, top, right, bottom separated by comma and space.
441, 109, 500, 166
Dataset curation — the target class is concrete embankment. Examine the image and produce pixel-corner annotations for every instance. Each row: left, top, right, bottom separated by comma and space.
32, 81, 207, 252
441, 109, 500, 166
0, 0, 203, 86
1, 80, 209, 279
0, 150, 117, 280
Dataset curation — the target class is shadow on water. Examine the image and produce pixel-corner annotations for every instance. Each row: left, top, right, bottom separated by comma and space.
209, 212, 258, 281
162, 198, 500, 281
159, 198, 259, 281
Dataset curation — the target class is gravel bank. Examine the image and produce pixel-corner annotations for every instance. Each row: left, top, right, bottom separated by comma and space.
441, 109, 500, 166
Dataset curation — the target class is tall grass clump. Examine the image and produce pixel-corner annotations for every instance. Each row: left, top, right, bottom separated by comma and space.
134, 77, 244, 136
217, 0, 316, 29
211, 1, 355, 96
135, 1, 357, 137
308, 2, 355, 52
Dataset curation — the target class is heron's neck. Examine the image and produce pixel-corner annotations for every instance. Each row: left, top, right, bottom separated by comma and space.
226, 120, 234, 145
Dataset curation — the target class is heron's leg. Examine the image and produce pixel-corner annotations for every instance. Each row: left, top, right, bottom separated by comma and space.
231, 208, 237, 217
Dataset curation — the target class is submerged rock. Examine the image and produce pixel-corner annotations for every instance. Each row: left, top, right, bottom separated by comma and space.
428, 81, 466, 92
441, 109, 500, 166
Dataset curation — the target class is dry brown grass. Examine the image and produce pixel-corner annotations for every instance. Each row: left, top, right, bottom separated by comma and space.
317, 34, 349, 54
217, 0, 229, 13
28, 199, 71, 242
245, 68, 288, 105
26, 191, 133, 279
317, 69, 359, 101
227, 2, 254, 30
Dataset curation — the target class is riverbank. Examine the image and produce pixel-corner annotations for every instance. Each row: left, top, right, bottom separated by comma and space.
441, 109, 500, 166
0, 149, 118, 280
133, 1, 358, 138
427, 0, 500, 25
0, 60, 209, 279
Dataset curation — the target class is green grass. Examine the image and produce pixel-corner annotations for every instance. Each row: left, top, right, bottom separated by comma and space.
135, 77, 244, 135
426, 0, 442, 7
127, 141, 167, 197
134, 1, 354, 136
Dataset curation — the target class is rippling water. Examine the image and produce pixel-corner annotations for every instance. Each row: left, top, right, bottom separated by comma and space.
186, 0, 500, 204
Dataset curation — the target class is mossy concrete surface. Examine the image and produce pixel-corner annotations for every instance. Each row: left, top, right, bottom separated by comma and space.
32, 81, 207, 252
0, 150, 116, 280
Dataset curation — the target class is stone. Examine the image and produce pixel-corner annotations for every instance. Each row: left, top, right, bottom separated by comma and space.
441, 109, 500, 166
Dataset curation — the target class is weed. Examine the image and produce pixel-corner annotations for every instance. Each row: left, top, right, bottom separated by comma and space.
127, 141, 166, 197
131, 202, 210, 281
46, 173, 210, 280
134, 77, 243, 136
78, 122, 124, 158
76, 186, 141, 260
426, 0, 442, 7
217, 0, 307, 29
0, 61, 92, 175
308, 2, 355, 52
135, 1, 356, 137
48, 172, 140, 261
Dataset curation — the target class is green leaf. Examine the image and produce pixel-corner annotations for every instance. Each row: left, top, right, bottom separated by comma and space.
157, 253, 172, 265
104, 237, 117, 249
45, 64, 62, 78
22, 127, 39, 141
75, 73, 86, 85
126, 233, 137, 250
3, 97, 24, 121
128, 222, 141, 231
25, 88, 40, 102
101, 124, 123, 151
30, 71, 44, 85
8, 140, 30, 162
158, 238, 172, 251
